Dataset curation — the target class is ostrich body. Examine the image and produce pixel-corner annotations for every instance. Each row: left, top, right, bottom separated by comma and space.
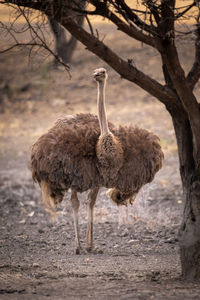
30, 68, 164, 254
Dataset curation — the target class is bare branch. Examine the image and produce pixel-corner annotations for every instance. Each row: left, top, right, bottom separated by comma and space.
0, 1, 45, 11
85, 15, 94, 36
142, 0, 161, 25
88, 0, 159, 48
187, 23, 200, 89
19, 6, 71, 72
175, 1, 196, 19
0, 39, 70, 73
0, 42, 38, 53
104, 9, 158, 48
58, 15, 177, 107
108, 0, 158, 36
0, 4, 71, 74
0, 0, 176, 105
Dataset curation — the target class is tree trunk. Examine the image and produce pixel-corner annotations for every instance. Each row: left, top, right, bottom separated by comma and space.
179, 180, 200, 280
171, 111, 200, 280
49, 14, 84, 64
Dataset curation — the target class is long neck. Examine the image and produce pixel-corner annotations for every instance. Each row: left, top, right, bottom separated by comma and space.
97, 80, 110, 136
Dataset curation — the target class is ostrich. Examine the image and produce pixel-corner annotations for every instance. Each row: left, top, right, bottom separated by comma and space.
30, 68, 164, 254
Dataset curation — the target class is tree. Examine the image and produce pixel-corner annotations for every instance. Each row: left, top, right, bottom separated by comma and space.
1, 0, 200, 280
48, 0, 85, 65
49, 14, 84, 65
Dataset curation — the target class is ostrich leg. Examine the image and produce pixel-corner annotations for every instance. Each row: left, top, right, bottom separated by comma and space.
86, 187, 99, 252
71, 190, 81, 254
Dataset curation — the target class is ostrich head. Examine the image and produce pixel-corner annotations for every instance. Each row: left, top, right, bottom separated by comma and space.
108, 188, 136, 206
93, 68, 108, 83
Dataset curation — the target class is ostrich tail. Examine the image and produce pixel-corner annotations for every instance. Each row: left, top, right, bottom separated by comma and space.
107, 188, 137, 206
40, 181, 57, 220
107, 188, 127, 206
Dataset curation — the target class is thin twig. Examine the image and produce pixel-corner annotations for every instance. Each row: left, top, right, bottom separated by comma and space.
85, 15, 94, 36
175, 2, 196, 19
18, 5, 71, 75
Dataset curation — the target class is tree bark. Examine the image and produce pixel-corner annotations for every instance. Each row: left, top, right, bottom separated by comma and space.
160, 41, 200, 168
171, 110, 200, 280
161, 35, 200, 279
179, 180, 200, 280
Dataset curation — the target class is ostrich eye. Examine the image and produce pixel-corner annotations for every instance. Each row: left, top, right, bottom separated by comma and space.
116, 192, 121, 200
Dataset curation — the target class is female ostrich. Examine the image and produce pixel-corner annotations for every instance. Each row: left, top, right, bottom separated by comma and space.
30, 68, 164, 254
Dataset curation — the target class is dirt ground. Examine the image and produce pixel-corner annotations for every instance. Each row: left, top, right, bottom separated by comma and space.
1, 19, 200, 299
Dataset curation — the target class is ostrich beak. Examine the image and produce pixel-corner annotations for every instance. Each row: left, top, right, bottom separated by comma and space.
93, 71, 99, 79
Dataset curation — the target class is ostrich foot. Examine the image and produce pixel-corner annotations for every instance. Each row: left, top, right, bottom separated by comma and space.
86, 246, 92, 253
74, 245, 82, 255
75, 248, 81, 255
86, 246, 103, 254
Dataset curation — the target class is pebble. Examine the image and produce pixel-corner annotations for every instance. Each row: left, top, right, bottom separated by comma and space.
120, 228, 129, 237
128, 239, 140, 244
32, 263, 39, 267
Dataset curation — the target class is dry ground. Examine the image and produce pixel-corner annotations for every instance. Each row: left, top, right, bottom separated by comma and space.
1, 19, 200, 299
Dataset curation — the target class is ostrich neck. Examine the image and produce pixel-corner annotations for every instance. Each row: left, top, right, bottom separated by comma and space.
97, 81, 110, 136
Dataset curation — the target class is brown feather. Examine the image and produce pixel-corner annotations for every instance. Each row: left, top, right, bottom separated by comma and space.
30, 113, 163, 212
96, 133, 124, 184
